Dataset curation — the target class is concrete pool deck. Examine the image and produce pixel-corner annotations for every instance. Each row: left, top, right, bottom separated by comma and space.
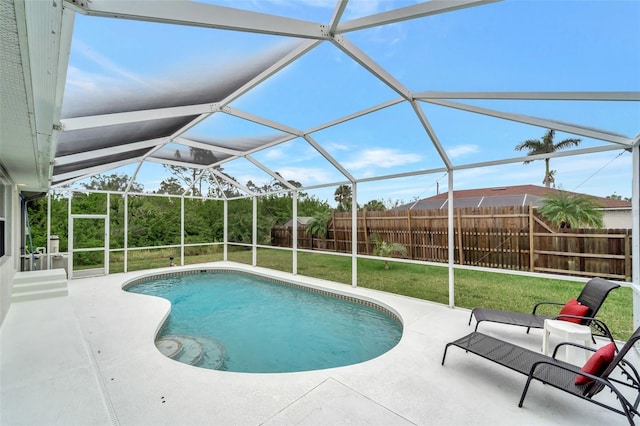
1, 262, 634, 425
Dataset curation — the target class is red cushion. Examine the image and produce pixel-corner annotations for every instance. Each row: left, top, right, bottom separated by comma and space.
575, 342, 616, 385
558, 298, 589, 324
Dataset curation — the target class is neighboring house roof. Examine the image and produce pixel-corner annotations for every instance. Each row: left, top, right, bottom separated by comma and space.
395, 184, 631, 210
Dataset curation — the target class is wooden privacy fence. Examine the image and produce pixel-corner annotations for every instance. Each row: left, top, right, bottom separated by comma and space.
271, 206, 633, 281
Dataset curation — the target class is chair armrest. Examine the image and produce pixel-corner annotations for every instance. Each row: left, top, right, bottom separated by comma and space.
532, 301, 564, 315
550, 316, 615, 341
528, 359, 637, 398
551, 341, 598, 359
587, 318, 615, 341
550, 318, 615, 360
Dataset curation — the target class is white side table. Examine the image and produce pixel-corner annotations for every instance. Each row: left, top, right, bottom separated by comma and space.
542, 319, 592, 365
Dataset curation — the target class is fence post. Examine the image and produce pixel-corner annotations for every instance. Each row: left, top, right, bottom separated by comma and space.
456, 209, 464, 265
625, 232, 631, 282
331, 211, 336, 250
529, 205, 535, 272
407, 209, 413, 259
362, 209, 369, 254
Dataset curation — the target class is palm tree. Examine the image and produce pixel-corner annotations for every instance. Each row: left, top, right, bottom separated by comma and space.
537, 191, 604, 229
515, 129, 581, 188
362, 199, 386, 211
369, 234, 407, 270
334, 184, 352, 211
305, 210, 332, 249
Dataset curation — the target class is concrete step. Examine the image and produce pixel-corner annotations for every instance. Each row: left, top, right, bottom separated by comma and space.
12, 279, 68, 294
11, 288, 69, 303
13, 269, 67, 285
11, 269, 68, 303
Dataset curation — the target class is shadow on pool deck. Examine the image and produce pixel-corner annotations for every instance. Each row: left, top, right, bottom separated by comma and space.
0, 262, 633, 425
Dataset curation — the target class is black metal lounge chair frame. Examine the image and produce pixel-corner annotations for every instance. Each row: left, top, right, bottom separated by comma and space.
442, 325, 640, 425
469, 277, 620, 339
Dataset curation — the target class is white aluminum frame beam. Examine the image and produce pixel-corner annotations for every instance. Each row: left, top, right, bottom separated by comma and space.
422, 98, 635, 146
304, 135, 356, 182
223, 107, 302, 136
145, 157, 209, 169
60, 103, 223, 131
305, 98, 405, 134
208, 172, 229, 200
331, 35, 412, 100
173, 137, 244, 157
631, 143, 639, 328
210, 168, 254, 196
126, 161, 145, 193
328, 0, 348, 35
54, 138, 167, 166
220, 40, 322, 106
355, 167, 449, 184
183, 169, 206, 197
451, 144, 625, 171
52, 157, 143, 185
244, 156, 297, 191
337, 0, 501, 34
410, 100, 452, 169
138, 114, 214, 166
415, 91, 640, 101
234, 134, 299, 157
72, 0, 328, 39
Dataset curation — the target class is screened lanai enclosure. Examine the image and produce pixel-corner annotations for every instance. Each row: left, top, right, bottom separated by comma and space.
1, 0, 639, 326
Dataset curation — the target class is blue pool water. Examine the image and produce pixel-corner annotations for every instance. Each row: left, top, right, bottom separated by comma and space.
126, 272, 403, 373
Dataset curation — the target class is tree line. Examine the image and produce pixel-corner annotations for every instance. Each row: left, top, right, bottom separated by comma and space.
26, 178, 336, 255
26, 129, 626, 257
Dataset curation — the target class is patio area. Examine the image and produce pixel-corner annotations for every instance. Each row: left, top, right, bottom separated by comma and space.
1, 262, 633, 425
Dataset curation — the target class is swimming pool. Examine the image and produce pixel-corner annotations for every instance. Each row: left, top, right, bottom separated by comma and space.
125, 269, 403, 373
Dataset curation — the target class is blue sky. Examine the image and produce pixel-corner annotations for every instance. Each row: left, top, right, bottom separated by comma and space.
63, 0, 640, 205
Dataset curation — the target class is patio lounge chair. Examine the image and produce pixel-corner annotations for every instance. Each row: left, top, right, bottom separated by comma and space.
442, 327, 640, 424
469, 277, 620, 338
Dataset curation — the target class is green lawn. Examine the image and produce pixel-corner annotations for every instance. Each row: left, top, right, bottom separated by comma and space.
243, 248, 633, 340
107, 246, 633, 340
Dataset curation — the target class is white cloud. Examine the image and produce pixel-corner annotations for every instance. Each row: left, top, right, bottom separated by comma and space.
344, 0, 384, 19
343, 148, 422, 170
262, 147, 287, 161
325, 141, 351, 152
277, 167, 336, 185
447, 144, 480, 159
71, 40, 153, 88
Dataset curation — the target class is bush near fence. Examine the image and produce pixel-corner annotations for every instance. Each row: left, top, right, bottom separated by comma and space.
271, 205, 632, 281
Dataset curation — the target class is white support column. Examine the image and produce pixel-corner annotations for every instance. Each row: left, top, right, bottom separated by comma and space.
292, 190, 298, 275
352, 182, 358, 288
223, 200, 228, 261
631, 144, 640, 330
46, 193, 51, 269
448, 172, 455, 308
124, 194, 128, 273
105, 193, 110, 274
252, 196, 257, 267
180, 196, 185, 266
67, 192, 72, 276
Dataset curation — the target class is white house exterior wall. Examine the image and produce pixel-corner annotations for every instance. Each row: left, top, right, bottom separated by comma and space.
602, 210, 632, 229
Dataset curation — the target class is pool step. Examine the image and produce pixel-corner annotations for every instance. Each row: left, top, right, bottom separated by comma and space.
156, 335, 225, 369
11, 269, 68, 303
155, 337, 183, 359
196, 336, 226, 370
